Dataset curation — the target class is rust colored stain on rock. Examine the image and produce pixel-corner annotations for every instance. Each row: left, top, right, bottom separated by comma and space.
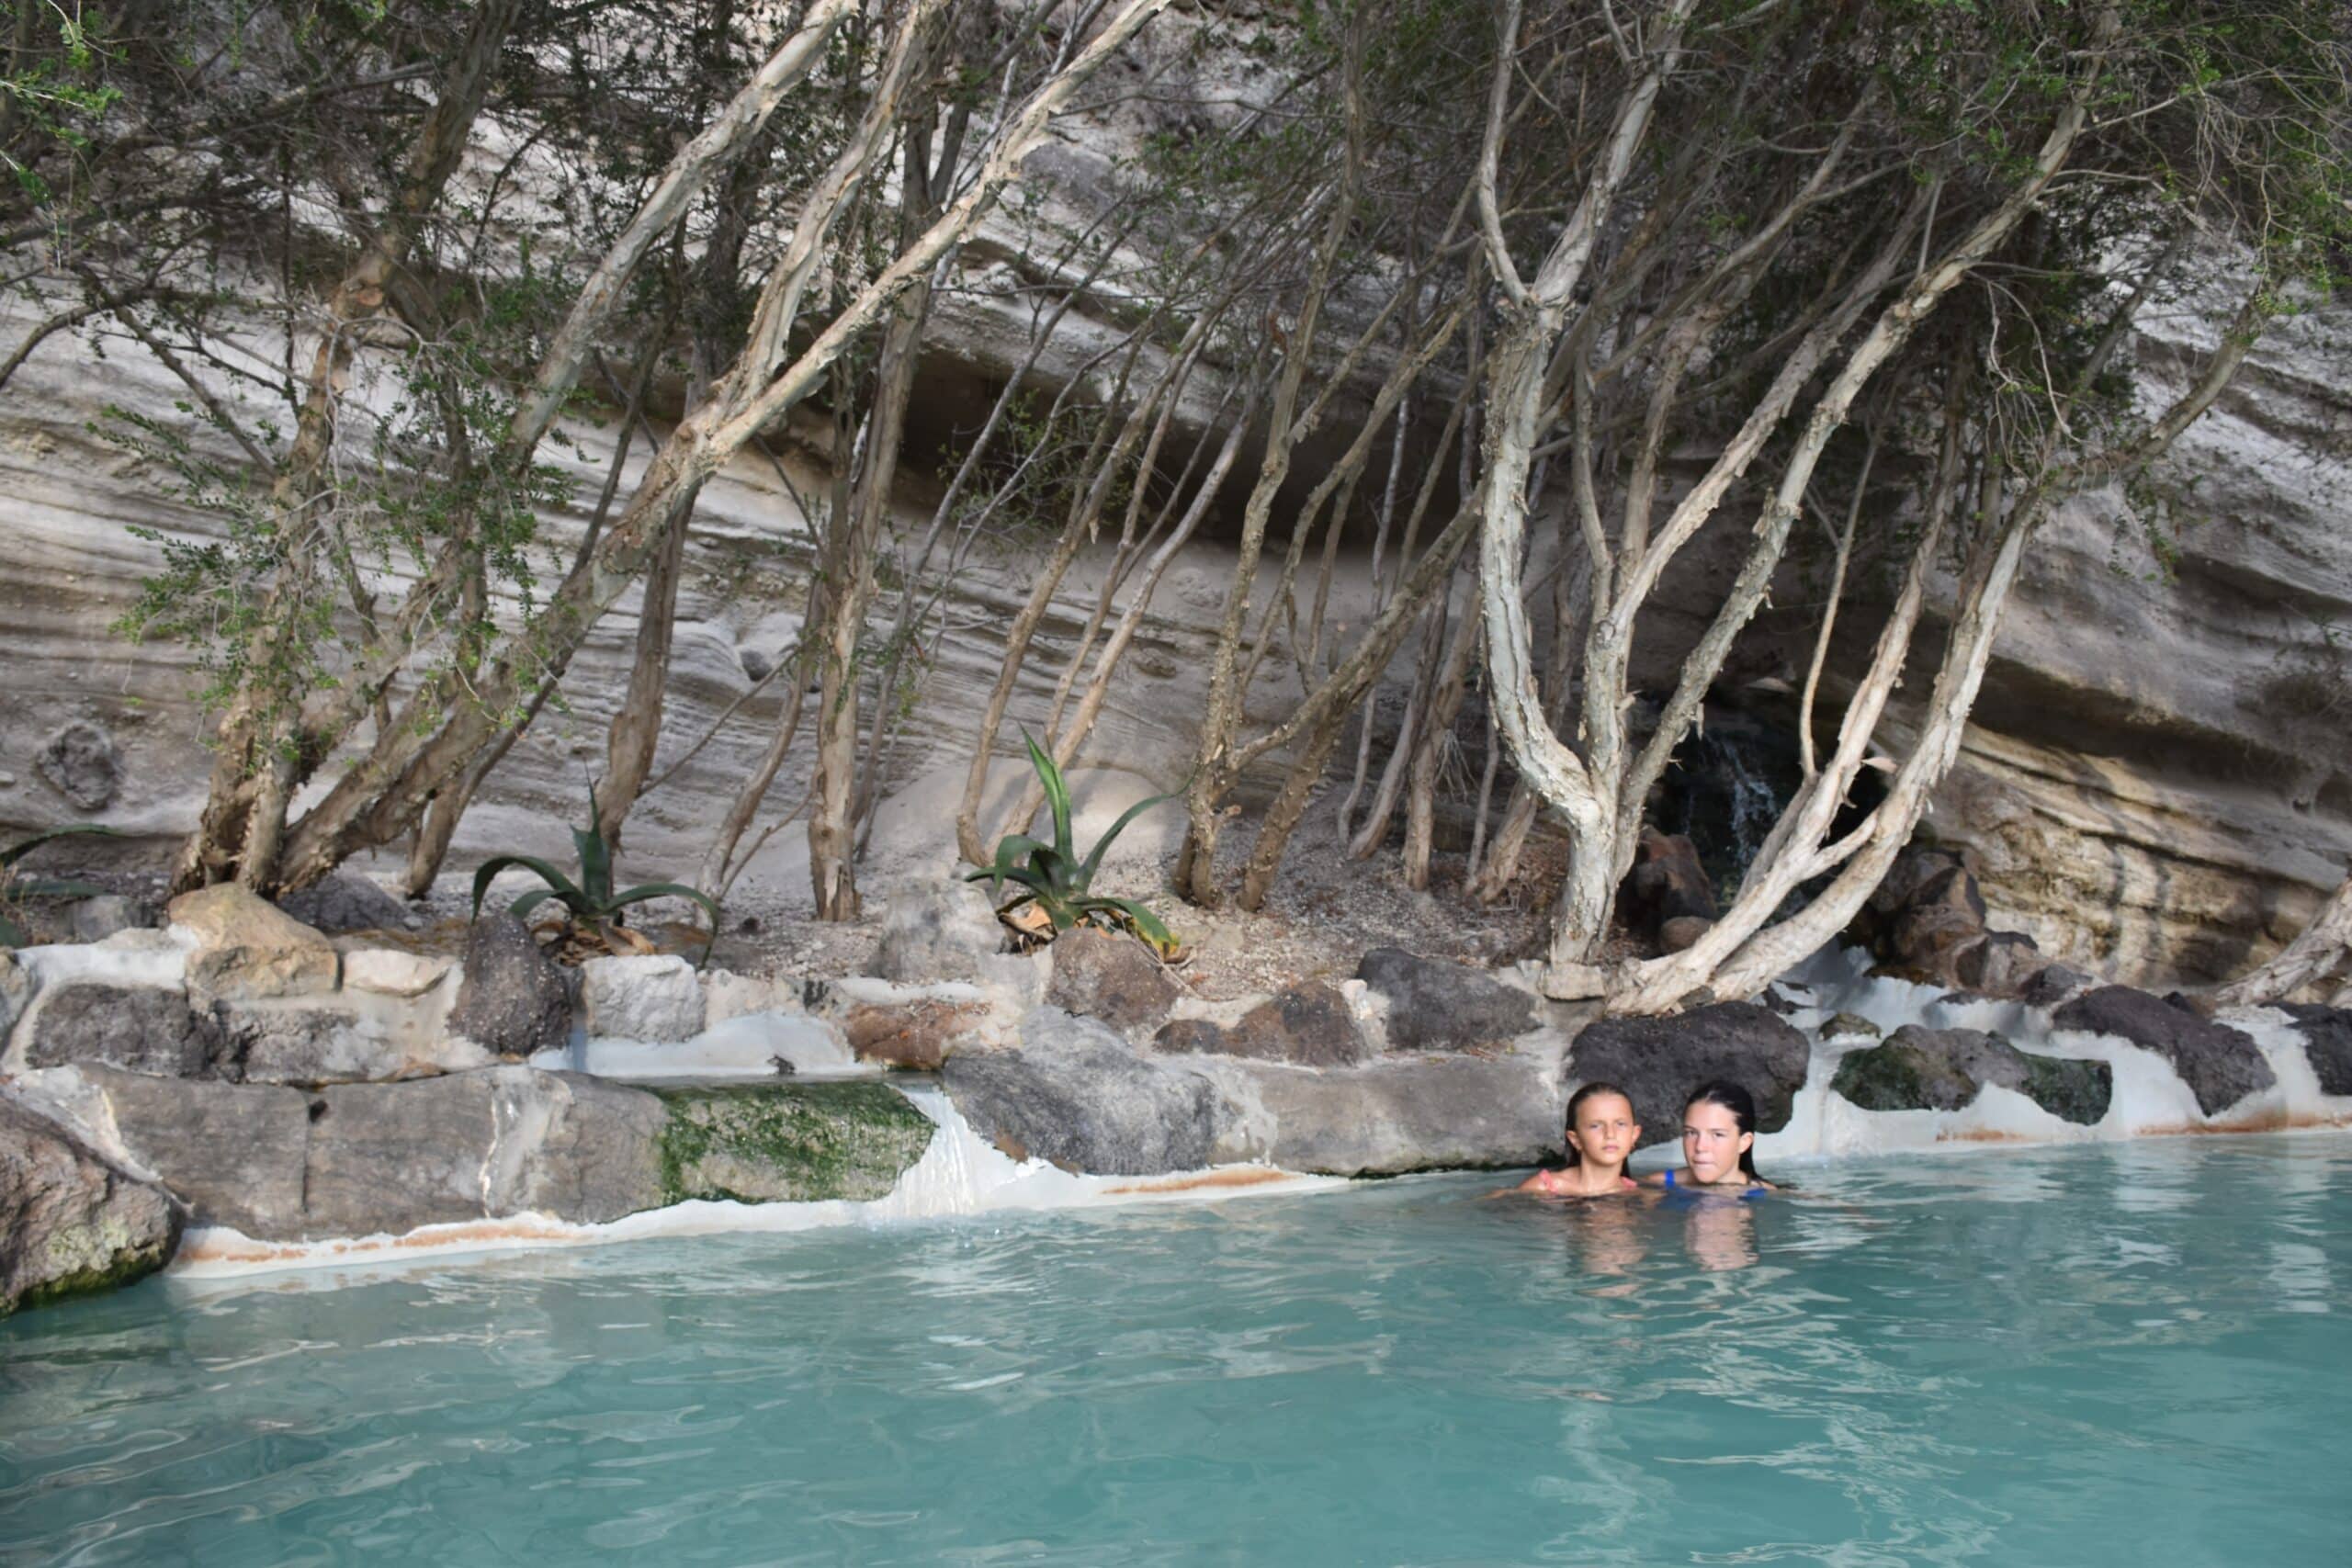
842, 999, 989, 1069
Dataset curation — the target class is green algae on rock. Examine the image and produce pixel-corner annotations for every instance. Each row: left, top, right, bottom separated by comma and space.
1831, 1025, 2112, 1125
655, 1082, 934, 1205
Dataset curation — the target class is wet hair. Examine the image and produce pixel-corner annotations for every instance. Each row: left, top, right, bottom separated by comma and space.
1682, 1080, 1761, 1179
1560, 1081, 1636, 1168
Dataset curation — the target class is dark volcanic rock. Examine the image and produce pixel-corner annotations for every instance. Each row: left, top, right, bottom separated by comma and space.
2279, 1004, 2352, 1097
276, 874, 416, 934
1355, 947, 1536, 1051
27, 984, 236, 1078
1566, 1002, 1811, 1149
1618, 829, 1718, 948
942, 1009, 1216, 1175
2052, 986, 2275, 1116
448, 914, 574, 1057
1151, 1018, 1228, 1055
2018, 963, 2096, 1010
1831, 1025, 2111, 1125
1, 1096, 181, 1314
1955, 931, 2042, 998
1045, 929, 1181, 1037
1173, 983, 1372, 1067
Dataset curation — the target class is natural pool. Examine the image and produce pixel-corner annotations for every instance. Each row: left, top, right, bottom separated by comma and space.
5, 1133, 2348, 1565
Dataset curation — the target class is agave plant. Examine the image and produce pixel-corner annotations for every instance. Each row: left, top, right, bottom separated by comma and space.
965, 731, 1179, 958
470, 792, 721, 958
1, 826, 123, 947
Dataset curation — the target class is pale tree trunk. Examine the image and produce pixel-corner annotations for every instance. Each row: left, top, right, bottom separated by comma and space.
1469, 0, 1701, 967
809, 259, 936, 918
2209, 873, 2352, 1009
175, 0, 522, 893
270, 0, 1178, 890
1401, 587, 1482, 889
1173, 21, 1367, 908
1616, 283, 2268, 1011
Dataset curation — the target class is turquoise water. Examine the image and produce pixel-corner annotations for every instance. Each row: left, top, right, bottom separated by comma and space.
6, 1134, 2349, 1565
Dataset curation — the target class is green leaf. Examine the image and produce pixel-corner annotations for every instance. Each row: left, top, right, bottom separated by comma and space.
1075, 896, 1179, 956
967, 833, 1063, 895
508, 887, 569, 923
17, 878, 109, 901
1, 824, 124, 871
470, 854, 581, 920
0, 909, 28, 947
1021, 728, 1075, 866
1078, 791, 1174, 890
610, 882, 722, 933
574, 790, 613, 907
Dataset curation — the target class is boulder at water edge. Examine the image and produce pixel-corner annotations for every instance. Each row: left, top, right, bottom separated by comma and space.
942, 1008, 1216, 1175
2051, 987, 2274, 1116
1, 1096, 180, 1314
1192, 1051, 1561, 1176
447, 914, 573, 1057
54, 1064, 933, 1242
654, 1082, 935, 1203
1355, 947, 1536, 1051
1566, 1002, 1811, 1149
2278, 1004, 2352, 1097
1831, 1025, 2112, 1125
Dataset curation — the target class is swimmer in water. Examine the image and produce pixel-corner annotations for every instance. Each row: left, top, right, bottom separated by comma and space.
1642, 1080, 1776, 1193
1515, 1081, 1643, 1197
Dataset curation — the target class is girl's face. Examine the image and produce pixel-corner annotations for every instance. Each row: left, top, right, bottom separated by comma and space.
1566, 1093, 1640, 1169
1680, 1100, 1754, 1184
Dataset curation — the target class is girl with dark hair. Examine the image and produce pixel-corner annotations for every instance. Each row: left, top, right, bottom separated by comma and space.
1514, 1081, 1642, 1196
1642, 1080, 1776, 1193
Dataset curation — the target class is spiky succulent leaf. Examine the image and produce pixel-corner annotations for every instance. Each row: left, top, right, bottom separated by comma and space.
508, 887, 577, 923
573, 795, 614, 908
16, 876, 110, 904
1020, 728, 1075, 866
610, 882, 722, 932
1077, 791, 1174, 890
471, 854, 582, 920
1, 824, 124, 871
965, 833, 1063, 895
1077, 896, 1180, 957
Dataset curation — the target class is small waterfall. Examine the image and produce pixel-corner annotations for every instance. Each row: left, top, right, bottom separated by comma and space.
1747, 947, 2352, 1166
1657, 721, 1800, 895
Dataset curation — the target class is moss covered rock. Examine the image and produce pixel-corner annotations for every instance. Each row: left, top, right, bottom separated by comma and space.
1831, 1025, 2110, 1125
655, 1082, 934, 1204
2, 1097, 182, 1315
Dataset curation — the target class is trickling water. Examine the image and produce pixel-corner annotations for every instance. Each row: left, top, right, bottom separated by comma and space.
1656, 721, 1800, 895
1747, 947, 2352, 1163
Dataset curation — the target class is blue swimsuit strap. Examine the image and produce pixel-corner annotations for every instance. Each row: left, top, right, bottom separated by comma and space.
1663, 1168, 1766, 1197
